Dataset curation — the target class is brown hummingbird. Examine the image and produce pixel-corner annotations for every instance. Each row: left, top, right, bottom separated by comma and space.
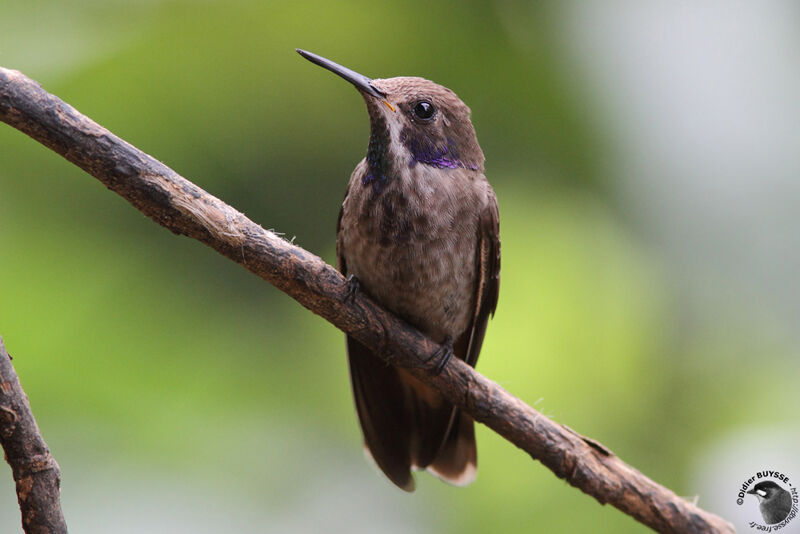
297, 49, 500, 491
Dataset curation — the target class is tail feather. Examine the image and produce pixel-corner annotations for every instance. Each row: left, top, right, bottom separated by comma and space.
347, 337, 415, 491
426, 412, 477, 486
398, 368, 457, 471
347, 335, 478, 491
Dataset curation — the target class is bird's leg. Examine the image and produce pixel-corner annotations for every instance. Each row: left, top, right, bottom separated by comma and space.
342, 274, 360, 303
427, 336, 454, 376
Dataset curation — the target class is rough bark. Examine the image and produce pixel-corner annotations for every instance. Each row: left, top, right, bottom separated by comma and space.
0, 66, 734, 533
0, 337, 68, 534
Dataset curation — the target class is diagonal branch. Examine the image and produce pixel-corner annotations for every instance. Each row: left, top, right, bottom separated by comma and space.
0, 66, 734, 533
0, 337, 68, 534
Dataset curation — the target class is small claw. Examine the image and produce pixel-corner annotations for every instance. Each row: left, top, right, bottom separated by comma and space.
343, 274, 360, 303
428, 336, 454, 376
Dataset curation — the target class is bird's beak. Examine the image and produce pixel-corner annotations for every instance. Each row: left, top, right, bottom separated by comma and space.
746, 489, 756, 494
296, 49, 395, 112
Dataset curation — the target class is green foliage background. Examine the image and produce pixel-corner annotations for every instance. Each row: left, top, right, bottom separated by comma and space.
1, 2, 798, 532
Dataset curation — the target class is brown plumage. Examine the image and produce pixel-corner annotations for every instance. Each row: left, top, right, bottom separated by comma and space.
298, 50, 500, 491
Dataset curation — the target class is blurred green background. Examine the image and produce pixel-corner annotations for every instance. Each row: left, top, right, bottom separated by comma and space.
2, 1, 799, 532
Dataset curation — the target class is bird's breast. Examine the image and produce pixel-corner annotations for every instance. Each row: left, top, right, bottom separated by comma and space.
339, 162, 487, 341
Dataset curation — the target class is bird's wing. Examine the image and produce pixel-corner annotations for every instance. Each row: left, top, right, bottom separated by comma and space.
464, 187, 501, 367
426, 185, 500, 484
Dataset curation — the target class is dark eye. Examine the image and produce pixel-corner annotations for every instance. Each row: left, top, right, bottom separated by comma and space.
413, 101, 436, 121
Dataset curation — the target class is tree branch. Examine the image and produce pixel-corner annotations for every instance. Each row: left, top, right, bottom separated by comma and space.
0, 66, 734, 533
0, 336, 68, 534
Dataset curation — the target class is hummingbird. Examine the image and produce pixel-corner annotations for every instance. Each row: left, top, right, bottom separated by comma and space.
297, 49, 500, 491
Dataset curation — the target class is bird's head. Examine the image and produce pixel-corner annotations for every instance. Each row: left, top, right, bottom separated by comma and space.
296, 49, 484, 187
747, 480, 785, 502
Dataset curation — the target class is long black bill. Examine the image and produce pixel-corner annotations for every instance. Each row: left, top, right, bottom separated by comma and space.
296, 49, 386, 99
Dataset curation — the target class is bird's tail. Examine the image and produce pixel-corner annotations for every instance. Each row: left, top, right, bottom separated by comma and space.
347, 336, 477, 491
426, 410, 477, 486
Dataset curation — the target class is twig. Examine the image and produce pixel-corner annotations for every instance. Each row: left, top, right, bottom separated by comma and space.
0, 66, 734, 533
0, 336, 68, 534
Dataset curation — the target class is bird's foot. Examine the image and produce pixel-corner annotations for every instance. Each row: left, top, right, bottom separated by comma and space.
427, 336, 454, 376
342, 274, 360, 303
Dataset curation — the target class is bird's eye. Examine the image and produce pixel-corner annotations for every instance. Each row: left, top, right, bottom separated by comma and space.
413, 101, 436, 122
